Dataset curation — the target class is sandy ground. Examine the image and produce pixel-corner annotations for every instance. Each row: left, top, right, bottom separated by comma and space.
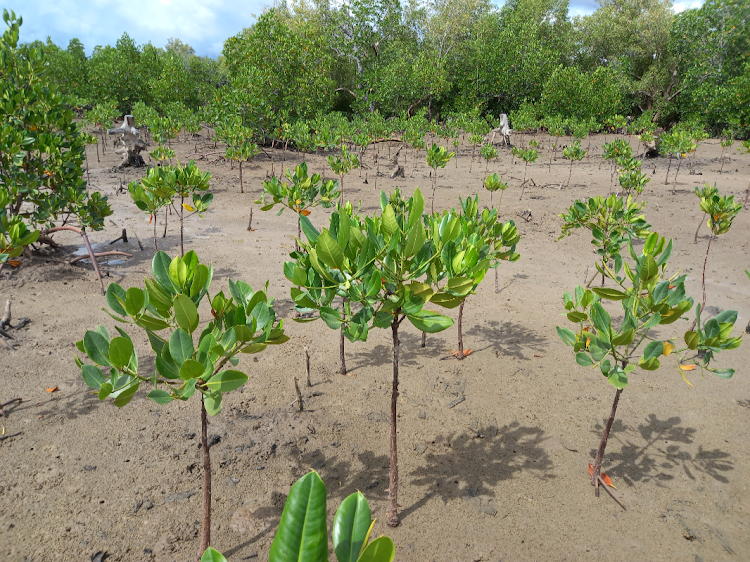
1, 131, 749, 562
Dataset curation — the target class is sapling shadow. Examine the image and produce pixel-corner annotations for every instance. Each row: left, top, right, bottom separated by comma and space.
75, 250, 289, 556
557, 232, 742, 509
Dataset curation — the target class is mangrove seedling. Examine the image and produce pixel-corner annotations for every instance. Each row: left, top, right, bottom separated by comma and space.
327, 144, 360, 203
480, 142, 498, 173
659, 129, 694, 190
284, 188, 458, 526
426, 143, 455, 213
563, 141, 587, 187
557, 232, 741, 508
75, 250, 289, 555
719, 131, 734, 175
513, 144, 539, 200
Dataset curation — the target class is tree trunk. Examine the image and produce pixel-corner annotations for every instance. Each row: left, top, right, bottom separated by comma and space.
180, 197, 185, 257
239, 160, 243, 193
42, 226, 105, 295
386, 318, 401, 527
163, 207, 168, 238
457, 300, 465, 360
153, 214, 158, 251
421, 331, 426, 348
592, 388, 622, 496
664, 156, 672, 185
200, 398, 212, 555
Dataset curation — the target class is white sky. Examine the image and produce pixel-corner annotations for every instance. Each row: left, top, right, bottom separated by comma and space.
3, 0, 705, 58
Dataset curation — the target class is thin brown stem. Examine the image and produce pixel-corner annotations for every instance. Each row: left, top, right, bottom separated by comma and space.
239, 160, 243, 193
386, 318, 401, 527
200, 398, 212, 555
180, 196, 185, 257
701, 235, 713, 315
42, 226, 105, 295
163, 207, 168, 238
457, 300, 465, 360
592, 388, 622, 497
694, 212, 706, 244
304, 347, 311, 387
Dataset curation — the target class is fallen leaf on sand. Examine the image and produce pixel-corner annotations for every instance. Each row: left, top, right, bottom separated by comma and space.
589, 463, 616, 488
46, 386, 59, 393
449, 349, 472, 357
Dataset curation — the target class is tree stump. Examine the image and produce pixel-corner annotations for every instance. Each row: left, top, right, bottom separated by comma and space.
108, 115, 147, 168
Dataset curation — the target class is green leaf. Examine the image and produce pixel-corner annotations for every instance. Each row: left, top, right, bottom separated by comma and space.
381, 204, 398, 237
708, 367, 735, 379
639, 357, 660, 370
200, 547, 227, 562
320, 306, 343, 330
567, 311, 588, 323
109, 337, 134, 370
204, 370, 248, 392
592, 287, 628, 300
81, 365, 106, 389
430, 292, 463, 309
643, 341, 664, 361
169, 255, 188, 289
408, 188, 424, 228
317, 230, 345, 271
152, 251, 175, 293
203, 391, 223, 416
575, 352, 593, 366
83, 330, 111, 366
113, 381, 140, 407
169, 329, 194, 366
684, 331, 700, 350
590, 303, 611, 335
447, 276, 474, 297
357, 537, 396, 562
611, 329, 635, 346
300, 214, 320, 244
106, 284, 127, 317
607, 368, 628, 389
406, 310, 453, 333
147, 389, 173, 405
180, 359, 205, 380
556, 326, 577, 346
174, 294, 199, 333
639, 256, 658, 281
269, 471, 328, 562
332, 492, 372, 562
136, 314, 171, 332
98, 382, 113, 400
125, 287, 146, 317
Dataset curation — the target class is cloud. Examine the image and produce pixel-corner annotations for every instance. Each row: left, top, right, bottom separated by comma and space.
673, 0, 704, 13
3, 0, 269, 57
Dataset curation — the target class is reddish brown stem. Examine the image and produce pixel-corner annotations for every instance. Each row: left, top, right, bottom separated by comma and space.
69, 251, 131, 265
200, 398, 211, 555
421, 331, 426, 348
340, 298, 348, 375
386, 317, 401, 527
180, 197, 185, 257
239, 160, 244, 193
701, 235, 713, 316
163, 207, 168, 238
664, 156, 672, 185
592, 388, 622, 496
42, 226, 104, 295
457, 300, 465, 360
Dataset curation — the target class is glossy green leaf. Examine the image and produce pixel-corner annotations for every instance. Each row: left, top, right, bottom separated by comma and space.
333, 492, 371, 562
152, 251, 176, 293
169, 328, 194, 366
204, 370, 248, 392
317, 230, 345, 271
200, 547, 227, 562
406, 310, 453, 333
592, 287, 628, 300
81, 365, 106, 389
180, 359, 205, 380
357, 537, 396, 562
83, 330, 111, 366
147, 389, 173, 405
556, 326, 577, 346
575, 352, 593, 366
125, 287, 146, 317
269, 471, 328, 562
109, 337, 134, 370
174, 294, 199, 333
381, 205, 398, 237
106, 284, 127, 317
643, 341, 664, 361
113, 381, 139, 407
447, 276, 474, 296
169, 256, 188, 289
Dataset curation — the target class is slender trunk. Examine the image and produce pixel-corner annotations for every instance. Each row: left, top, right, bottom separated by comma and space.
431, 173, 437, 214
694, 212, 706, 244
490, 191, 493, 208
719, 148, 726, 174
95, 141, 100, 163
339, 326, 347, 375
341, 175, 344, 205
519, 162, 528, 200
701, 235, 713, 315
296, 213, 301, 253
180, 196, 185, 257
672, 159, 682, 193
495, 268, 499, 293
421, 331, 426, 348
163, 207, 168, 238
200, 398, 212, 555
239, 160, 243, 193
153, 214, 157, 250
664, 156, 672, 185
84, 146, 90, 184
386, 318, 401, 527
567, 159, 573, 187
457, 300, 465, 360
592, 388, 622, 496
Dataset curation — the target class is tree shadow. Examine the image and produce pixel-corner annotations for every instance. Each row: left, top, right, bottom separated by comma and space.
403, 422, 554, 520
464, 319, 548, 360
591, 414, 734, 486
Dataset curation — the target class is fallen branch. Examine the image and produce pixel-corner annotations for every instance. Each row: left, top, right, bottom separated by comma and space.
41, 226, 105, 295
598, 476, 627, 510
69, 251, 132, 265
0, 431, 22, 441
293, 377, 304, 412
109, 228, 128, 245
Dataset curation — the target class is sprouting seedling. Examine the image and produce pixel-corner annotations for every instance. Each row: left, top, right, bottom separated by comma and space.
659, 129, 694, 191
602, 139, 631, 189
480, 142, 498, 173
559, 194, 650, 288
546, 117, 567, 171
224, 126, 261, 193
691, 185, 742, 329
149, 145, 175, 167
327, 144, 360, 203
615, 156, 649, 196
557, 232, 741, 508
468, 133, 483, 173
256, 162, 340, 252
563, 141, 587, 187
452, 138, 460, 168
426, 143, 455, 213
484, 173, 508, 209
692, 183, 718, 244
513, 143, 539, 200
75, 251, 289, 556
718, 130, 734, 175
